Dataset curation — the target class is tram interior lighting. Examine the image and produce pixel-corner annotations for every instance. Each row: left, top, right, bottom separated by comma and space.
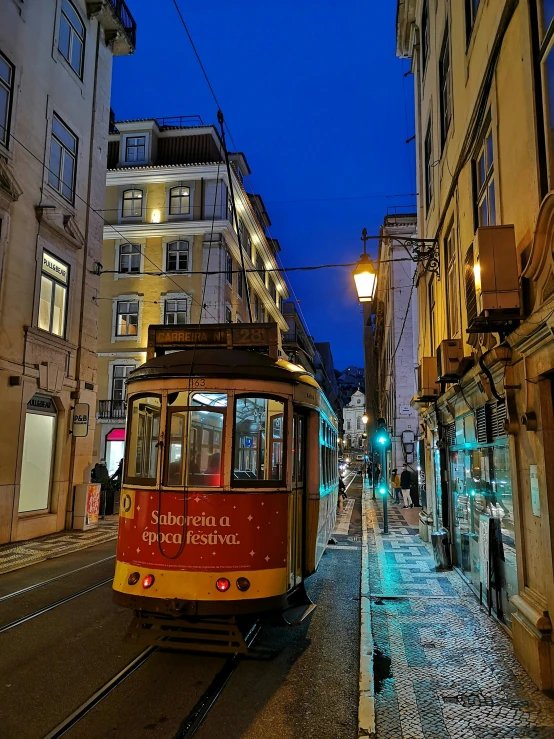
216, 578, 231, 592
142, 574, 155, 589
236, 577, 250, 592
128, 572, 140, 585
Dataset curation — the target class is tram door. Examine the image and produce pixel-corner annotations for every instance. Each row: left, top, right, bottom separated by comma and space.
291, 411, 306, 587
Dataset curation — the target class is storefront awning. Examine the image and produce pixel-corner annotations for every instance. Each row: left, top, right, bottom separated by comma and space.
106, 428, 125, 441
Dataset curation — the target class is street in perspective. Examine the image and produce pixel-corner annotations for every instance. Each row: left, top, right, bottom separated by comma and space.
1, 1, 554, 737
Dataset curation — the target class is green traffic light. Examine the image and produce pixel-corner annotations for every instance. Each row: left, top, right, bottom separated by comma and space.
379, 486, 387, 495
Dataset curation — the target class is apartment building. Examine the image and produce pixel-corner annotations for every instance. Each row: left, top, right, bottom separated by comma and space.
372, 212, 419, 473
0, 0, 135, 543
95, 118, 289, 471
397, 0, 554, 688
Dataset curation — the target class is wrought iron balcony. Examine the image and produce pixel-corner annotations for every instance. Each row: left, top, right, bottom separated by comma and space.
98, 399, 127, 420
86, 0, 137, 55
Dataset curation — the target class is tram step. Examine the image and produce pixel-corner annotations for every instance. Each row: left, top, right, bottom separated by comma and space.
281, 602, 317, 626
126, 614, 252, 654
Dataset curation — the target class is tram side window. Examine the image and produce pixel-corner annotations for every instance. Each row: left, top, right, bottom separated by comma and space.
233, 397, 285, 483
166, 393, 226, 487
126, 396, 161, 484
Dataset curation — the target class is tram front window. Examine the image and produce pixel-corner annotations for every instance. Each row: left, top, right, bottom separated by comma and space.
166, 393, 226, 487
233, 397, 284, 483
126, 395, 161, 484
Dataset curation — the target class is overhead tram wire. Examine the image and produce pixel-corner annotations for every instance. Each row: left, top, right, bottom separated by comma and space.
217, 109, 253, 322
4, 127, 221, 325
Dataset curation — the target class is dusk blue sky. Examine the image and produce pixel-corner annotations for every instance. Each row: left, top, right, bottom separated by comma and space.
111, 0, 415, 370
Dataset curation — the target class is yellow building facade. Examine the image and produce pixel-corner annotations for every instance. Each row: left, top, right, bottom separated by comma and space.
95, 119, 289, 473
0, 1, 135, 543
398, 0, 554, 688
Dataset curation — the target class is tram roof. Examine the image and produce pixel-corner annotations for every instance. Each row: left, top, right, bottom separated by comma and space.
127, 348, 322, 390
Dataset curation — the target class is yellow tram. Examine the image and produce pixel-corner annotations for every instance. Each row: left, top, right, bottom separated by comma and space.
112, 324, 338, 642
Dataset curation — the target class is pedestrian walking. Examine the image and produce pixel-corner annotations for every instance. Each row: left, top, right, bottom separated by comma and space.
400, 463, 413, 508
91, 458, 109, 518
391, 468, 401, 504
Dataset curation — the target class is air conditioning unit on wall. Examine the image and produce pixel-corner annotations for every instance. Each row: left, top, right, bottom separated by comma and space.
417, 357, 440, 400
437, 339, 464, 381
469, 225, 521, 332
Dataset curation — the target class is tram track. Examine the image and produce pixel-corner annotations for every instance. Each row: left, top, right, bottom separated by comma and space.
0, 577, 114, 634
41, 620, 262, 739
0, 555, 116, 603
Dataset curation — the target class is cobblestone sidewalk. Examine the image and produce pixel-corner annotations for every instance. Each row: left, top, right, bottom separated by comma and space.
0, 517, 118, 575
365, 497, 554, 738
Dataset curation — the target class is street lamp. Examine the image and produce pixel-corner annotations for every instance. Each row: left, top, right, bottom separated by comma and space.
353, 228, 377, 303
362, 413, 369, 425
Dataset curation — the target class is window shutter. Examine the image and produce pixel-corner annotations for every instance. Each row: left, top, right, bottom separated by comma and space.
445, 421, 456, 446
464, 244, 477, 326
490, 402, 507, 440
476, 405, 488, 443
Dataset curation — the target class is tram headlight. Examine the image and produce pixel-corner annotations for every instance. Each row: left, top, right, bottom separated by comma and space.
128, 572, 140, 585
216, 578, 231, 592
142, 574, 155, 589
236, 577, 250, 592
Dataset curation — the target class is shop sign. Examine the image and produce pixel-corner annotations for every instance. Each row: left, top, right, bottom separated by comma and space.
72, 403, 90, 438
479, 514, 491, 586
530, 464, 540, 517
27, 394, 56, 414
86, 484, 101, 526
42, 252, 69, 284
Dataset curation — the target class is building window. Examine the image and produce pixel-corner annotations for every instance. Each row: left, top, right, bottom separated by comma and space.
356, 416, 361, 430
464, 244, 477, 326
48, 114, 77, 203
112, 365, 133, 401
237, 269, 243, 298
253, 293, 260, 321
119, 243, 141, 274
122, 189, 143, 218
269, 278, 277, 302
256, 253, 266, 284
428, 276, 436, 354
465, 0, 481, 44
116, 300, 138, 336
169, 186, 190, 216
538, 5, 554, 188
260, 303, 265, 323
445, 228, 459, 338
424, 118, 433, 211
166, 240, 189, 272
475, 123, 496, 227
244, 229, 252, 256
39, 252, 69, 337
347, 420, 351, 431
225, 306, 232, 323
164, 299, 188, 325
278, 294, 283, 313
0, 51, 14, 147
422, 0, 430, 75
439, 26, 452, 147
58, 0, 85, 77
125, 135, 146, 163
19, 394, 57, 514
226, 251, 233, 285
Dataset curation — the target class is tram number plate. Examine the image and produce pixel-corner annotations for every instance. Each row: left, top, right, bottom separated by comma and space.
191, 378, 206, 388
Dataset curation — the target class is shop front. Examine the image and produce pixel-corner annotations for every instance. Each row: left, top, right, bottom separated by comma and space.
448, 411, 518, 627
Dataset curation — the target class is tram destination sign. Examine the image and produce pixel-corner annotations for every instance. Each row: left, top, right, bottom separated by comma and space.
147, 323, 279, 360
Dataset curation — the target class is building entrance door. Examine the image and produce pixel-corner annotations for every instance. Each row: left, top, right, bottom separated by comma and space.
19, 394, 57, 513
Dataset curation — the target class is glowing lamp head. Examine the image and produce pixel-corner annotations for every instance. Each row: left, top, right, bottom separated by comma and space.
352, 253, 377, 303
379, 486, 387, 496
362, 414, 369, 425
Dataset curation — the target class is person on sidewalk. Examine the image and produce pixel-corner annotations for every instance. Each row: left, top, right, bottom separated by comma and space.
91, 459, 110, 519
400, 463, 413, 508
391, 468, 401, 504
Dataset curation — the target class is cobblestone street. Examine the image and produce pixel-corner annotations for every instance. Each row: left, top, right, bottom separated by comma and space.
363, 493, 554, 738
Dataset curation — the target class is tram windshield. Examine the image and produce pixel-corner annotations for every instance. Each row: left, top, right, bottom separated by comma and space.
166, 392, 226, 487
233, 397, 284, 483
126, 395, 161, 484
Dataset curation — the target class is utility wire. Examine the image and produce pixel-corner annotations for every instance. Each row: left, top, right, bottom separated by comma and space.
6, 125, 221, 325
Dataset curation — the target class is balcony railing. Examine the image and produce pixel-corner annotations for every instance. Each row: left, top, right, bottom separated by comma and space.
87, 1, 137, 54
107, 0, 136, 47
98, 399, 127, 420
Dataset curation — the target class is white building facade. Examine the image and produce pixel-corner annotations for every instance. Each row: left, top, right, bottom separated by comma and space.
342, 389, 366, 453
